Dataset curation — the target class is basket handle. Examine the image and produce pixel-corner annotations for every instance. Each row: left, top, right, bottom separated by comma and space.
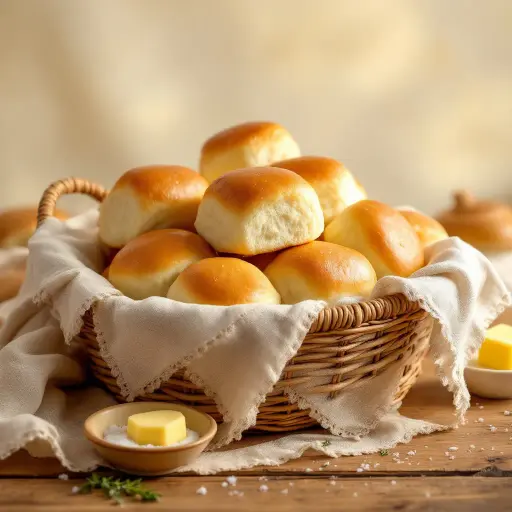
37, 178, 108, 227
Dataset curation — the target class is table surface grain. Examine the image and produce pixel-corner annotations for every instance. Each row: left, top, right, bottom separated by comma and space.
1, 360, 511, 511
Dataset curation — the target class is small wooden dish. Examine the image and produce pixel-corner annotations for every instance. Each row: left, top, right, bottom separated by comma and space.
464, 361, 512, 399
84, 402, 217, 476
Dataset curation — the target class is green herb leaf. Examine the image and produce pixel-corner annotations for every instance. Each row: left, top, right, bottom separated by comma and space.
379, 449, 389, 456
321, 440, 331, 447
75, 473, 160, 504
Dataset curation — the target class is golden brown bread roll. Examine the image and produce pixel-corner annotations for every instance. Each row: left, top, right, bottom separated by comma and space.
264, 241, 376, 304
272, 156, 367, 224
167, 257, 281, 305
99, 165, 209, 248
324, 200, 424, 278
195, 167, 324, 255
0, 207, 68, 248
0, 269, 26, 303
199, 122, 300, 183
108, 229, 215, 300
436, 191, 512, 252
398, 208, 448, 249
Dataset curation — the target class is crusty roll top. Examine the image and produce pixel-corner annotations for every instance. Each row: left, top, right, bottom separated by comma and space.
199, 121, 301, 183
167, 257, 281, 305
265, 241, 377, 304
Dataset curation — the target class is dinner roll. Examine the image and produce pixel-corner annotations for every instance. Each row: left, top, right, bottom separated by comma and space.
398, 208, 448, 248
99, 165, 208, 248
324, 200, 424, 278
195, 167, 324, 255
272, 156, 367, 224
220, 251, 280, 271
265, 241, 377, 304
199, 122, 301, 183
0, 207, 68, 248
109, 229, 215, 300
167, 257, 281, 305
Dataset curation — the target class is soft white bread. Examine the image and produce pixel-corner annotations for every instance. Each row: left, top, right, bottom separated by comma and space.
264, 241, 376, 304
167, 257, 281, 306
0, 207, 68, 248
194, 167, 324, 255
109, 229, 215, 300
397, 208, 448, 249
272, 156, 367, 224
324, 200, 424, 278
99, 165, 209, 248
199, 122, 301, 183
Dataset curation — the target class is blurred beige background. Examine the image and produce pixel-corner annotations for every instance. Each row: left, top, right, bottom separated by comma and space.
0, 0, 510, 215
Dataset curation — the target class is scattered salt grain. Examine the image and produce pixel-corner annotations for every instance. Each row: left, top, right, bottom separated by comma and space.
259, 476, 268, 481
226, 476, 237, 486
504, 410, 511, 416
281, 489, 289, 495
444, 452, 449, 456
489, 426, 498, 433
71, 486, 80, 494
392, 452, 400, 457
196, 487, 207, 496
391, 480, 397, 486
479, 405, 484, 410
356, 468, 364, 473
448, 447, 458, 451
374, 463, 380, 468
469, 444, 476, 449
353, 492, 358, 497
58, 474, 69, 481
407, 450, 416, 456
289, 482, 294, 487
478, 418, 484, 423
448, 456, 455, 460
321, 461, 330, 468
329, 481, 336, 486
428, 457, 433, 461
259, 485, 269, 493
491, 446, 495, 451
305, 468, 313, 473
221, 482, 228, 488
480, 448, 485, 451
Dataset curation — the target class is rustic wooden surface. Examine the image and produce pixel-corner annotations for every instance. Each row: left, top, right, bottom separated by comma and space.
1, 360, 511, 510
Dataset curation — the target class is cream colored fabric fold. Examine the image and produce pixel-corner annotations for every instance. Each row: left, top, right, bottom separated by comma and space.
0, 211, 509, 472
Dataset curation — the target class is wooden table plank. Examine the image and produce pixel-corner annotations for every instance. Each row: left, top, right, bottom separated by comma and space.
1, 476, 511, 511
1, 360, 511, 478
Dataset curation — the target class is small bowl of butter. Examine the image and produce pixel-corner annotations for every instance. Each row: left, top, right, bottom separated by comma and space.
84, 402, 217, 476
465, 323, 512, 399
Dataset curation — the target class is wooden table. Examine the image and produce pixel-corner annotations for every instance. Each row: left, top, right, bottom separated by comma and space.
1, 361, 511, 511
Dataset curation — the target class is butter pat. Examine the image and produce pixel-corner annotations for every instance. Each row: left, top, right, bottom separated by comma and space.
478, 324, 512, 370
127, 410, 187, 446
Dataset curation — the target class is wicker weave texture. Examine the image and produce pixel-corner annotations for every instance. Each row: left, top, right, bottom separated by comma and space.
38, 178, 432, 432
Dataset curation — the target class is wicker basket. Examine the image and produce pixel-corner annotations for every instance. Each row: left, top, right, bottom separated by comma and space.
37, 178, 433, 433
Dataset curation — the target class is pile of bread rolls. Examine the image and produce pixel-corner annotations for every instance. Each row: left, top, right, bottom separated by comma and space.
99, 121, 448, 306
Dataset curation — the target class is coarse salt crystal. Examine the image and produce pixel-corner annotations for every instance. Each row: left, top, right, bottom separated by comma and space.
374, 463, 380, 468
391, 480, 397, 485
478, 418, 484, 423
469, 445, 476, 449
322, 462, 330, 467
227, 476, 237, 486
491, 446, 495, 451
428, 457, 433, 461
289, 482, 294, 486
71, 486, 80, 494
281, 489, 289, 495
58, 474, 69, 481
356, 468, 364, 473
478, 405, 484, 410
259, 476, 268, 481
489, 426, 497, 433
259, 485, 269, 493
305, 468, 313, 473
221, 482, 228, 488
504, 410, 511, 416
448, 447, 458, 451
449, 456, 455, 460
407, 450, 416, 456
196, 487, 207, 495
444, 452, 450, 456
392, 452, 400, 457
329, 481, 336, 486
